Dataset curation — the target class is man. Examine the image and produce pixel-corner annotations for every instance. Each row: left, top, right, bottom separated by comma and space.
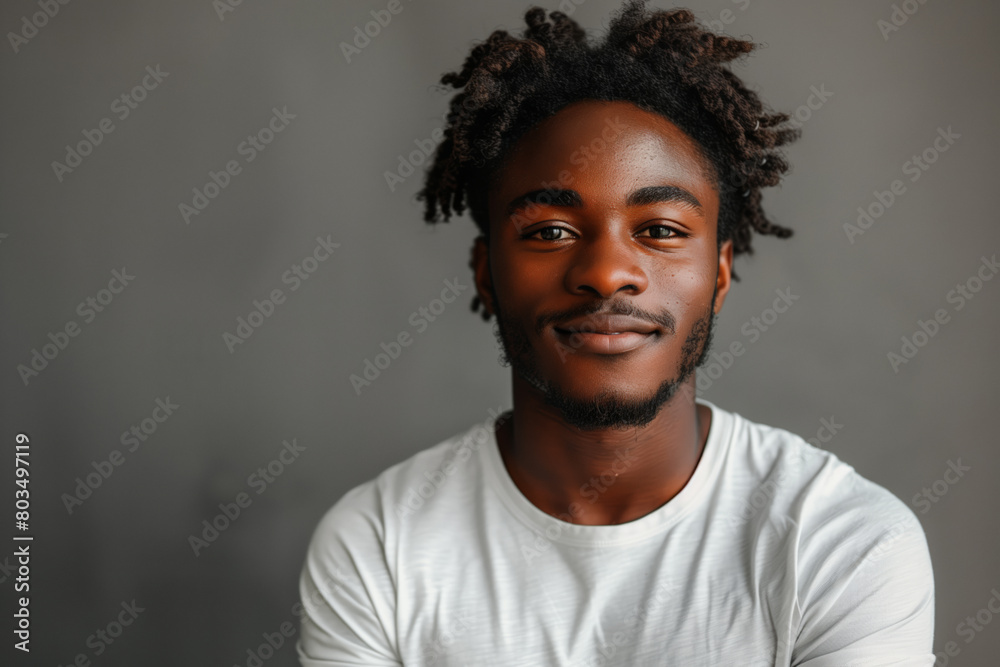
298, 2, 934, 664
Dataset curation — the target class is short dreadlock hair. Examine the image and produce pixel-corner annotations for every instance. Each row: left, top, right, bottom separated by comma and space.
416, 0, 800, 321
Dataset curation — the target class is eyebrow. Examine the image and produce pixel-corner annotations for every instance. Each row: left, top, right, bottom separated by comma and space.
505, 185, 704, 219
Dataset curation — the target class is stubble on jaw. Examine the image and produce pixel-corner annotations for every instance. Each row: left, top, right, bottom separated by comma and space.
488, 283, 717, 431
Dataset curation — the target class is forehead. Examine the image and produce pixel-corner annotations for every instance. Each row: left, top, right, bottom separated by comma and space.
487, 100, 718, 220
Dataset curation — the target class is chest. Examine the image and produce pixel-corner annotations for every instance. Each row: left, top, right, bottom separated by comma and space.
394, 527, 796, 666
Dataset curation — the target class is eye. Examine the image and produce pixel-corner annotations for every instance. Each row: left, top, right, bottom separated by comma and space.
637, 224, 683, 239
523, 226, 574, 241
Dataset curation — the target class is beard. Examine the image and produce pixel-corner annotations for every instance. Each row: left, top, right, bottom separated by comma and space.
490, 285, 717, 432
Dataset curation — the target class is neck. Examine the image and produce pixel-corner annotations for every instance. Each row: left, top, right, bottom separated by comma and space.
495, 374, 711, 526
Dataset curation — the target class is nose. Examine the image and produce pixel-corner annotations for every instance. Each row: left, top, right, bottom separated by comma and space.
564, 231, 649, 299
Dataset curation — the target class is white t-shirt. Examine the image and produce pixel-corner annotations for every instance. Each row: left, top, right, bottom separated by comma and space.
296, 399, 935, 666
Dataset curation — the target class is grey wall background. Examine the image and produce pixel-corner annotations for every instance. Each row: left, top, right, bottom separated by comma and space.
1, 0, 997, 664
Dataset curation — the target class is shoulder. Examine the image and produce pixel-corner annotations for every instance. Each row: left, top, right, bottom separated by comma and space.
717, 404, 917, 532
714, 402, 931, 575
711, 404, 934, 661
304, 419, 493, 562
297, 419, 495, 662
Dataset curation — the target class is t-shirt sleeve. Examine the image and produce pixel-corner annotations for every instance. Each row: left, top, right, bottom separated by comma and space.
791, 475, 936, 667
296, 485, 402, 667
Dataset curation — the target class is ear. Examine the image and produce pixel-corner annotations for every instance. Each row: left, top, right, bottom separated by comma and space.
471, 235, 495, 316
714, 239, 733, 314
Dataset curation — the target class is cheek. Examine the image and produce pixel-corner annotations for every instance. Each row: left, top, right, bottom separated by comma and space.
491, 253, 562, 312
648, 259, 716, 316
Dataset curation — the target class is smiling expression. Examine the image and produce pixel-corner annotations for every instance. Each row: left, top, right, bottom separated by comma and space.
473, 99, 733, 430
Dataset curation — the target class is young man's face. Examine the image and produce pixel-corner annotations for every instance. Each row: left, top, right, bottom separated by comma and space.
474, 100, 733, 430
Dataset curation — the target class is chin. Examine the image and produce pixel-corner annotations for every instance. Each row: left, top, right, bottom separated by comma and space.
538, 365, 677, 402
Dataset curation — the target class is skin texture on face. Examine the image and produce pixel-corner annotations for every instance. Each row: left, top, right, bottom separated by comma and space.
487, 277, 717, 431
478, 99, 731, 429
472, 99, 734, 525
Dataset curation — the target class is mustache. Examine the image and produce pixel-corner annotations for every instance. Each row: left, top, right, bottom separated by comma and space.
535, 299, 676, 337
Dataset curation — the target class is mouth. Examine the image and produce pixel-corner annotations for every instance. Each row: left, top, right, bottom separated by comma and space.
552, 328, 656, 355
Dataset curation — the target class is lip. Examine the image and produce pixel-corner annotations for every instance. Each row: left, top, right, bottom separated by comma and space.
553, 329, 655, 354
552, 314, 659, 355
554, 314, 659, 336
